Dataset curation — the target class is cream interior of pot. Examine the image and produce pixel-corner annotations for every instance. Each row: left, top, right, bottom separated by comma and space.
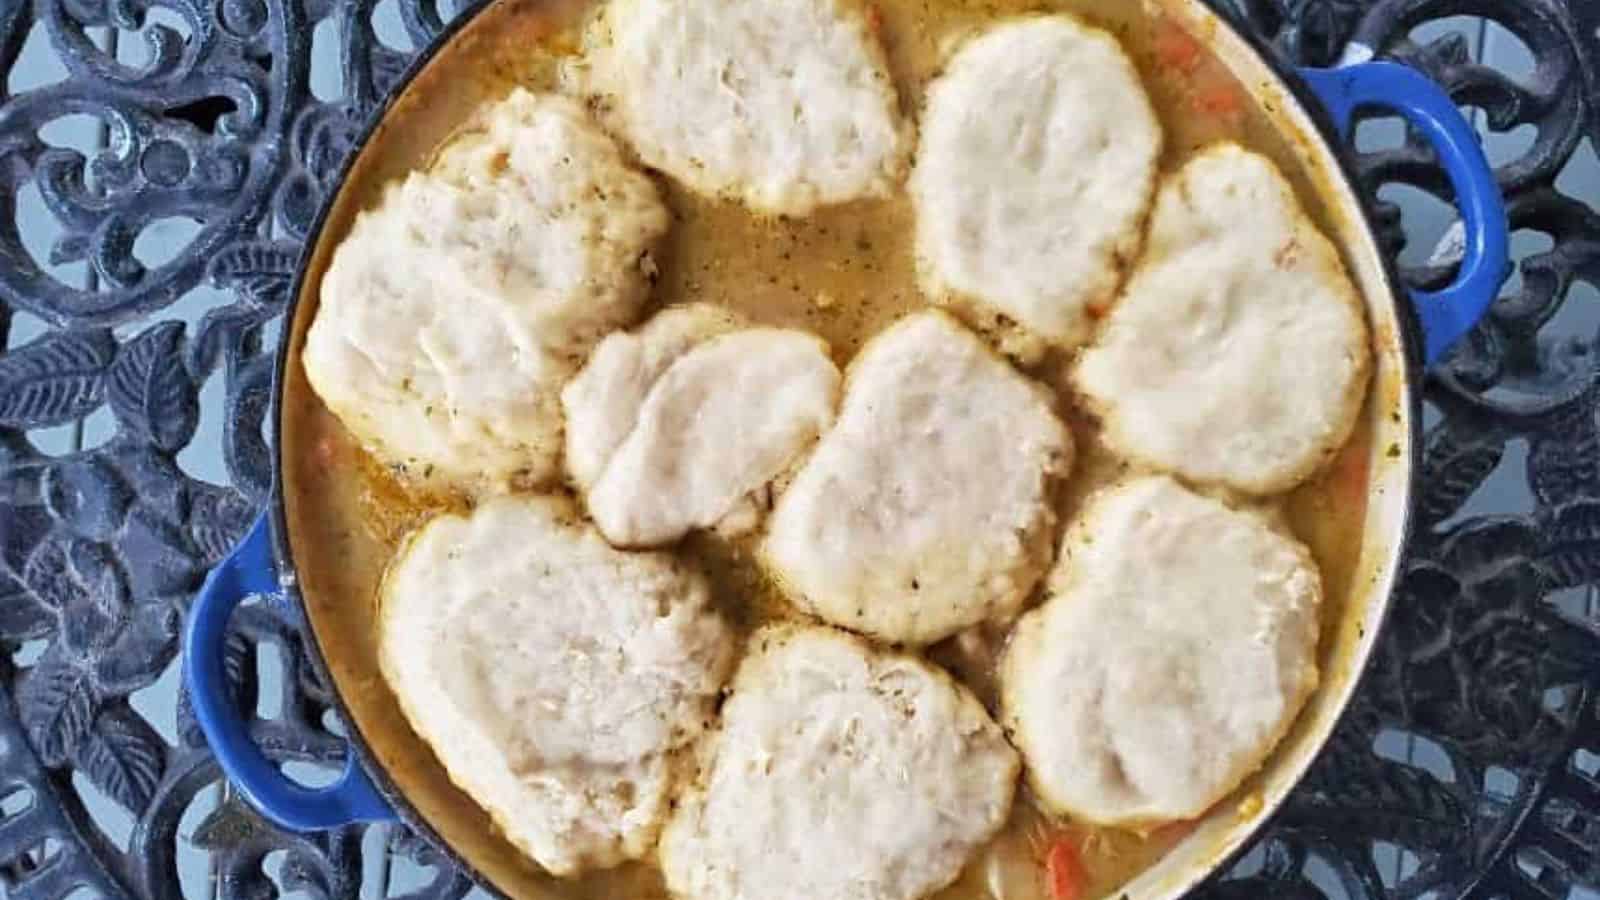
277, 0, 1416, 897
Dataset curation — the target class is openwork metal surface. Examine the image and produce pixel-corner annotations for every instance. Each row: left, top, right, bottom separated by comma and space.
0, 0, 1596, 898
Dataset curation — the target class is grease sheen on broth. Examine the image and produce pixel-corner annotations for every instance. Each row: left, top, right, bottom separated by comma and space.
281, 1, 1376, 898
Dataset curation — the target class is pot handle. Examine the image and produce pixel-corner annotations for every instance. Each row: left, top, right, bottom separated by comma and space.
1298, 61, 1510, 366
183, 512, 396, 829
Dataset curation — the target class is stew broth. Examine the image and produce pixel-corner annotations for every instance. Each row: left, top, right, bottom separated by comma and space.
281, 1, 1380, 897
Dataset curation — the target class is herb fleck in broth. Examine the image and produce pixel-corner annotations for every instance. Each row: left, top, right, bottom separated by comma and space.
280, 0, 1377, 898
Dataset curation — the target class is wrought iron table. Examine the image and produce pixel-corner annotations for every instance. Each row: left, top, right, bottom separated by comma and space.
1, 0, 1597, 898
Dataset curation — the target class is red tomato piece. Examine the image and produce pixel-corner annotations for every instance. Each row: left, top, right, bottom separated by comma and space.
1044, 838, 1086, 900
1154, 21, 1204, 74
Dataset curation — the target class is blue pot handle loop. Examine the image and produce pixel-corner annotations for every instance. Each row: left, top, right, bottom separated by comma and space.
1298, 60, 1510, 366
183, 512, 396, 829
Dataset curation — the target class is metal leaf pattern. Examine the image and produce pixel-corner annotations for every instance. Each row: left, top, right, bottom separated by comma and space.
189, 240, 301, 374
21, 536, 76, 610
94, 601, 180, 696
28, 534, 132, 654
207, 241, 300, 306
186, 305, 271, 378
42, 457, 132, 542
109, 322, 199, 452
187, 484, 257, 567
1295, 755, 1472, 850
119, 506, 205, 597
1530, 405, 1600, 508
16, 653, 96, 767
1, 0, 1599, 899
188, 793, 272, 851
73, 705, 165, 811
0, 330, 115, 428
68, 537, 129, 624
0, 569, 53, 641
1540, 500, 1600, 590
1418, 415, 1504, 526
